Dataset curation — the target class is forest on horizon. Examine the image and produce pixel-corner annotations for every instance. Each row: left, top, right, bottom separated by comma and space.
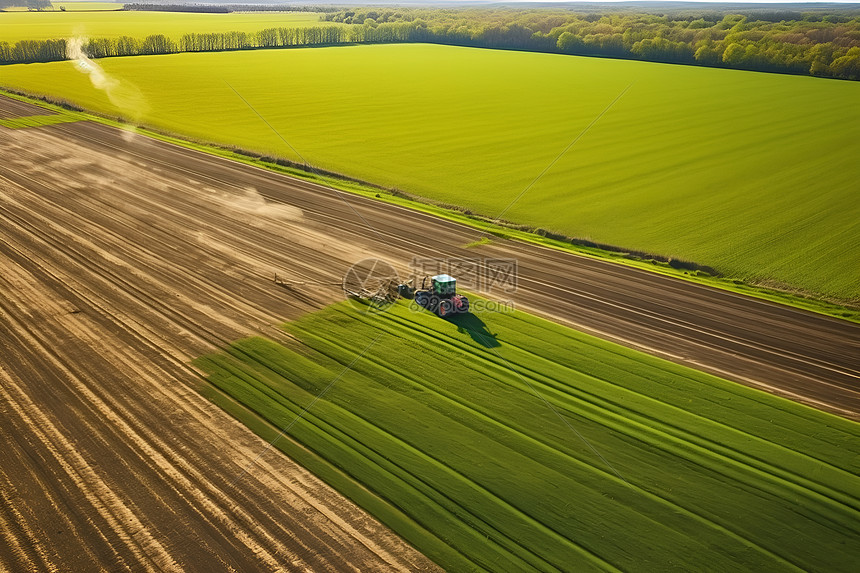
2, 2, 859, 80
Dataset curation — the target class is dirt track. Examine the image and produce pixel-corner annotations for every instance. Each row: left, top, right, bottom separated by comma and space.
1, 95, 858, 570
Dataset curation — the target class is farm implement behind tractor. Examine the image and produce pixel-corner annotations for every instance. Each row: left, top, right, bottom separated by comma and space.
277, 265, 470, 318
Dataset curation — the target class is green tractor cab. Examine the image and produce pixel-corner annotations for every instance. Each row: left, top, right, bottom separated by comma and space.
414, 274, 470, 317
431, 274, 457, 296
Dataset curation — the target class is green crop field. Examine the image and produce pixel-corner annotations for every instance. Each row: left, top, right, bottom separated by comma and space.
0, 10, 330, 42
196, 299, 860, 571
1, 44, 857, 299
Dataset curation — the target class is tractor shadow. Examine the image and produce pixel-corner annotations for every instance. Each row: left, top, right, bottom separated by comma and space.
446, 313, 500, 348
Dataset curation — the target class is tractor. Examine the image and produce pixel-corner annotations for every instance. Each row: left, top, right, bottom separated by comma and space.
413, 274, 469, 317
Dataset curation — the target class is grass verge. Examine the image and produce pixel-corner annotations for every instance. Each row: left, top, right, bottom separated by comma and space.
195, 299, 860, 572
0, 112, 84, 129
1, 87, 857, 323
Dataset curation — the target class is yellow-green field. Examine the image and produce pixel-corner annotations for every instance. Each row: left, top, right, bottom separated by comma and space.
1, 44, 858, 300
0, 9, 329, 42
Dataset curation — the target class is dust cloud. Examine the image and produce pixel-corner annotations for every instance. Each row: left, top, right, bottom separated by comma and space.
208, 187, 304, 222
66, 37, 149, 122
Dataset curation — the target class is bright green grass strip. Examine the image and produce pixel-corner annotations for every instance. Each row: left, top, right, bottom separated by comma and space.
195, 300, 860, 572
463, 236, 493, 249
1, 45, 856, 300
0, 10, 333, 43
0, 112, 83, 128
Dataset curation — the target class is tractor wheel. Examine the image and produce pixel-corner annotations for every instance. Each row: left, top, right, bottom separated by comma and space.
428, 295, 441, 314
415, 292, 430, 309
438, 299, 453, 317
459, 297, 470, 313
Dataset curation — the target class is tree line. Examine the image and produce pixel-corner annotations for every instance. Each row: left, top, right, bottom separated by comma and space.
123, 4, 230, 14
1, 7, 858, 81
323, 7, 860, 81
0, 38, 66, 63
0, 24, 414, 64
0, 35, 176, 63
